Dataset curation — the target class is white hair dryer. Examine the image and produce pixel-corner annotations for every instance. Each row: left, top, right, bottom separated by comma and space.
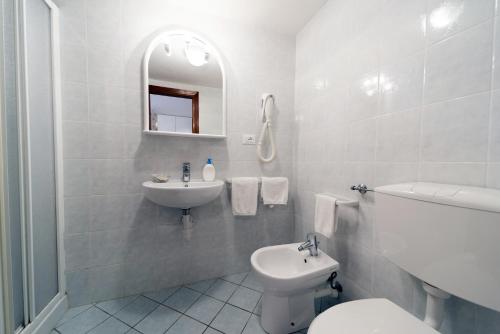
257, 94, 276, 162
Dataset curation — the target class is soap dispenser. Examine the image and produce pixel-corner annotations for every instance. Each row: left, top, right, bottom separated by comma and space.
202, 158, 216, 181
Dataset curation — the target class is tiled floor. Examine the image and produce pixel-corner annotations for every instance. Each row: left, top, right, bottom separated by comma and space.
52, 272, 310, 334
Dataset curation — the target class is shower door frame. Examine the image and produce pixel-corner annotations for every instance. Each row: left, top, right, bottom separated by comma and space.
0, 0, 67, 333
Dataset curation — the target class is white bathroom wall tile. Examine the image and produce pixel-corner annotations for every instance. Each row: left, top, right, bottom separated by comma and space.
379, 53, 424, 114
493, 17, 500, 89
123, 126, 157, 160
374, 163, 418, 187
421, 93, 490, 162
89, 229, 127, 267
60, 15, 86, 47
61, 42, 87, 83
489, 90, 500, 161
88, 85, 125, 124
337, 276, 373, 304
475, 304, 500, 334
427, 0, 496, 44
89, 159, 126, 195
410, 276, 427, 319
324, 120, 347, 163
295, 1, 500, 332
88, 123, 125, 159
87, 46, 124, 86
64, 196, 90, 234
62, 82, 88, 121
345, 29, 381, 80
57, 0, 86, 21
376, 109, 420, 162
122, 260, 161, 295
379, 0, 427, 63
63, 121, 88, 159
122, 159, 156, 194
440, 297, 477, 334
89, 195, 127, 231
486, 163, 500, 189
65, 270, 92, 306
124, 89, 142, 125
347, 71, 380, 122
86, 0, 122, 50
123, 227, 159, 265
64, 233, 91, 271
371, 254, 415, 313
61, 0, 297, 306
424, 21, 494, 104
334, 204, 374, 251
331, 239, 373, 292
346, 118, 377, 162
89, 264, 126, 302
63, 159, 90, 197
419, 163, 487, 186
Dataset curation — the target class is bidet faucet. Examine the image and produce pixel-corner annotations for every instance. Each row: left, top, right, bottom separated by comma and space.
182, 162, 191, 183
298, 233, 319, 256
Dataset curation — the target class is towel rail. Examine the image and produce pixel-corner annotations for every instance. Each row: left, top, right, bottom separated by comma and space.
226, 178, 262, 184
317, 193, 358, 207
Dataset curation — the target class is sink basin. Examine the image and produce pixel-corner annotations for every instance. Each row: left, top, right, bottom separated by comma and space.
251, 242, 339, 294
142, 180, 224, 209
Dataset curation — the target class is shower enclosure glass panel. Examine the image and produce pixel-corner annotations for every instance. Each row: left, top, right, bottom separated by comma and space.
2, 0, 25, 328
25, 0, 59, 316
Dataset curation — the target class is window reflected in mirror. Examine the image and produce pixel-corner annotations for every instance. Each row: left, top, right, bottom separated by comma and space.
149, 85, 199, 133
145, 31, 225, 137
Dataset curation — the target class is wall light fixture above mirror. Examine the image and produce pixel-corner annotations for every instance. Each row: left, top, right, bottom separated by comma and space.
143, 30, 227, 138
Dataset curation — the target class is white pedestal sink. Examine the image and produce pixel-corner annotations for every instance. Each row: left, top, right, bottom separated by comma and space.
142, 180, 224, 209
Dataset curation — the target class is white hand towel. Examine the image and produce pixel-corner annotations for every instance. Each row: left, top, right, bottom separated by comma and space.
261, 177, 288, 205
314, 194, 337, 238
231, 177, 259, 216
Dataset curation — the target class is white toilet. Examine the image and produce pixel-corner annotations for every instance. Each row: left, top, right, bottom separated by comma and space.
308, 182, 500, 333
309, 298, 438, 334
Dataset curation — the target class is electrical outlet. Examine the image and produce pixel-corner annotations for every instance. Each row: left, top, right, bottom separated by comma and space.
242, 134, 256, 145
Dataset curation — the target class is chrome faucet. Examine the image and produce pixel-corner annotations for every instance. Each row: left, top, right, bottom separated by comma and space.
298, 233, 319, 256
182, 162, 191, 183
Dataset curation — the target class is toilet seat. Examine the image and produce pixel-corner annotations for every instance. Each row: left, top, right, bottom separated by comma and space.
308, 298, 439, 334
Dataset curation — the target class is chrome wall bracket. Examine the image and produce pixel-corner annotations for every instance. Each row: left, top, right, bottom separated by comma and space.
350, 184, 373, 194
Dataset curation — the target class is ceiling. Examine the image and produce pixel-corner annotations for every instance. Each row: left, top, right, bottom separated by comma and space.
168, 0, 329, 35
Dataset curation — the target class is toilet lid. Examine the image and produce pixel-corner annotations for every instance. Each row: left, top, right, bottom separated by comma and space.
308, 298, 439, 334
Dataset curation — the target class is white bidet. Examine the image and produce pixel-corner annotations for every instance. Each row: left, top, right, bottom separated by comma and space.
250, 243, 339, 334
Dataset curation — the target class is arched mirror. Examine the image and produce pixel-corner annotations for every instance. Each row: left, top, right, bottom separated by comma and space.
143, 30, 226, 138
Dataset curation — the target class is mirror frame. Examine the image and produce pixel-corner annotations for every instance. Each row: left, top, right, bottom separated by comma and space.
142, 29, 227, 138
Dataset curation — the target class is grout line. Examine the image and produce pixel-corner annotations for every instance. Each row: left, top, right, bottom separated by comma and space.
94, 294, 140, 316
417, 0, 430, 182
109, 316, 135, 332
127, 298, 162, 329
486, 14, 499, 186
427, 16, 496, 49
59, 272, 262, 334
55, 304, 93, 327
79, 308, 112, 334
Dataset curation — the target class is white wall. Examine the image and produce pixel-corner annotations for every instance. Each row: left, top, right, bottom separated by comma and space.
57, 0, 295, 306
294, 0, 500, 333
149, 78, 223, 134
